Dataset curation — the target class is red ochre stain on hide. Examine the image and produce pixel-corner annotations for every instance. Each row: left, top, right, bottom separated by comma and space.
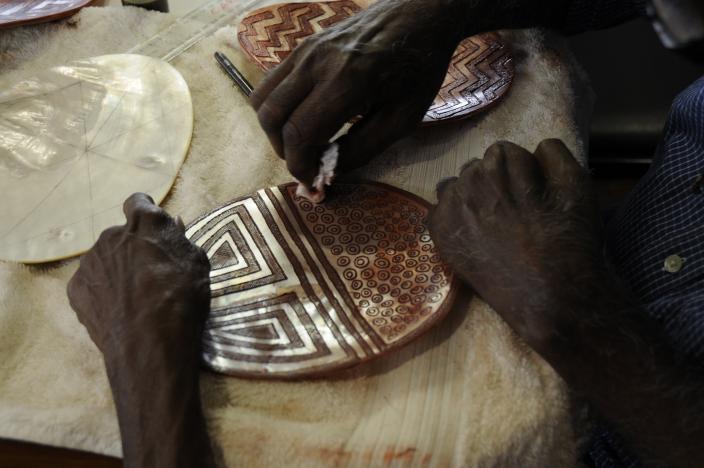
384, 447, 416, 465
303, 445, 432, 467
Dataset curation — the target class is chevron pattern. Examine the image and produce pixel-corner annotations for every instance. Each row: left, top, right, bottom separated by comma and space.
186, 182, 456, 378
238, 1, 362, 70
425, 32, 513, 122
238, 1, 513, 124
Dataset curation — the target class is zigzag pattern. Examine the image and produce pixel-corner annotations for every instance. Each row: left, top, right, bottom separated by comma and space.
237, 1, 513, 123
238, 1, 361, 70
425, 33, 513, 122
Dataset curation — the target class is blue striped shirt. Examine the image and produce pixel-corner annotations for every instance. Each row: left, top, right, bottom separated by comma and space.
558, 1, 704, 465
590, 75, 704, 467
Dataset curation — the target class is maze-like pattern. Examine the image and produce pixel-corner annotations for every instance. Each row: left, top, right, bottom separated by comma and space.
186, 183, 456, 378
237, 1, 513, 124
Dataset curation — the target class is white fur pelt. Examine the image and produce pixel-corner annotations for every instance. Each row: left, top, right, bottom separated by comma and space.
0, 5, 592, 467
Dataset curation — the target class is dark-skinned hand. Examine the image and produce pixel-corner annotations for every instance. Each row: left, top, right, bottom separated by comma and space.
67, 193, 210, 364
432, 141, 704, 468
429, 139, 604, 352
251, 0, 462, 191
67, 193, 214, 468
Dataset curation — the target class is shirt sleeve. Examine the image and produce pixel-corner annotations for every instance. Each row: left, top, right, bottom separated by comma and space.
560, 0, 648, 34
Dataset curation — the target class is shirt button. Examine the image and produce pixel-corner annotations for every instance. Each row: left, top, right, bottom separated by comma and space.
663, 255, 685, 273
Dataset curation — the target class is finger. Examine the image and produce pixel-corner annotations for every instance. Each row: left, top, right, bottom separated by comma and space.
428, 188, 454, 242
453, 155, 484, 204
255, 65, 314, 158
458, 158, 481, 176
282, 84, 363, 187
123, 192, 156, 220
481, 141, 525, 171
123, 193, 172, 234
335, 104, 423, 174
452, 158, 483, 200
435, 176, 458, 199
250, 58, 296, 110
457, 143, 511, 195
533, 139, 585, 190
429, 184, 475, 257
486, 141, 544, 198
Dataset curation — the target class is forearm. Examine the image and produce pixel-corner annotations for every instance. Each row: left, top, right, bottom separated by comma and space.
537, 281, 704, 467
66, 193, 215, 468
104, 340, 215, 468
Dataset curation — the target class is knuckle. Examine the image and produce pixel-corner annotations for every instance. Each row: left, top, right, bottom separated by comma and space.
490, 140, 529, 159
97, 225, 122, 243
133, 204, 170, 226
487, 140, 511, 152
458, 159, 479, 176
485, 141, 517, 161
459, 160, 484, 184
435, 176, 457, 198
483, 146, 506, 167
282, 120, 306, 147
257, 103, 286, 133
124, 193, 139, 207
536, 139, 572, 162
537, 138, 566, 151
144, 207, 171, 223
124, 193, 154, 213
535, 138, 563, 154
124, 192, 145, 205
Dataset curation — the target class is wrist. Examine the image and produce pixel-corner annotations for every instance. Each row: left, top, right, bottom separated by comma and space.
106, 360, 214, 468
529, 272, 636, 366
101, 326, 212, 467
